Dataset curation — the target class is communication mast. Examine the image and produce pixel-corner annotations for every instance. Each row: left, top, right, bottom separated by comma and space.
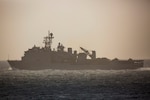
43, 30, 54, 50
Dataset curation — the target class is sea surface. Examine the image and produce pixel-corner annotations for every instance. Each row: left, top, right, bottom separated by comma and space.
0, 61, 150, 100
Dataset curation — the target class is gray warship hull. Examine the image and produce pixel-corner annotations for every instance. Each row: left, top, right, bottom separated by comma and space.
8, 60, 143, 70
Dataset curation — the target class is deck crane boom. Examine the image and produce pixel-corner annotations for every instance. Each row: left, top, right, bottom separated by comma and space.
80, 47, 96, 59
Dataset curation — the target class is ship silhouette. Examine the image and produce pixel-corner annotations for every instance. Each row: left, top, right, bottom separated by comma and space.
8, 31, 144, 70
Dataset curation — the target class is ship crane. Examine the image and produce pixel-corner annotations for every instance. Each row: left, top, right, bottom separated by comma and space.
43, 30, 54, 50
80, 47, 96, 59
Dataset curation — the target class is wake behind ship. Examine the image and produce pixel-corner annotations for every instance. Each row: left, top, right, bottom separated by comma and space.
8, 31, 143, 70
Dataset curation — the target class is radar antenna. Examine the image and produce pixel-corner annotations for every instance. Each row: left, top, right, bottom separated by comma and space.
43, 30, 54, 50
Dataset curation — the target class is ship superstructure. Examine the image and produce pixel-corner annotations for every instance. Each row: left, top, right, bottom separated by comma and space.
8, 31, 144, 70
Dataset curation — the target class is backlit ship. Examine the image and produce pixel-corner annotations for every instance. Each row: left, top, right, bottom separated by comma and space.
8, 31, 144, 70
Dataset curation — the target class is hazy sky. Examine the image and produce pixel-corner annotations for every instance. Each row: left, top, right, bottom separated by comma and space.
0, 0, 150, 60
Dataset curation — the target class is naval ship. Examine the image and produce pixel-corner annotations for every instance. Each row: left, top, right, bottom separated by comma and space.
8, 31, 144, 70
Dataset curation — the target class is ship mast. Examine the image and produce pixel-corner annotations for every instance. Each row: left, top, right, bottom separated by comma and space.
43, 30, 54, 50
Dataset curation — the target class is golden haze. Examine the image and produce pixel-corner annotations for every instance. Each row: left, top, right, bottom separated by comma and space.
0, 0, 150, 60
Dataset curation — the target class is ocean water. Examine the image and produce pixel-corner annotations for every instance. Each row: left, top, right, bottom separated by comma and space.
0, 61, 150, 100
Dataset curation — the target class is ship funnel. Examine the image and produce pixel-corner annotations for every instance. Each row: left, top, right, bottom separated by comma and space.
91, 51, 96, 59
68, 48, 72, 54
